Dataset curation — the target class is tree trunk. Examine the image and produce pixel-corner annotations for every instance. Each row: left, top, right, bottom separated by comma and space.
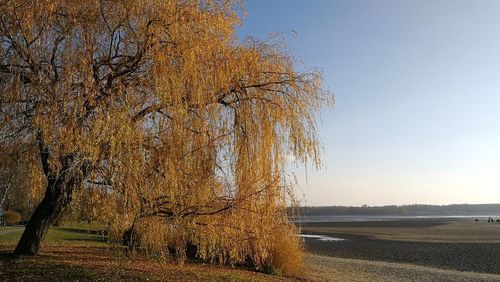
0, 182, 10, 208
13, 163, 79, 255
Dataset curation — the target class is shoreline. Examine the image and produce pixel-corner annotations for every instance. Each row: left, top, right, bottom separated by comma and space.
293, 215, 500, 223
301, 219, 500, 275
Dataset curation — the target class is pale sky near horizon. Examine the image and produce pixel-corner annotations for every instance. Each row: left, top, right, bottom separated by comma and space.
237, 0, 500, 206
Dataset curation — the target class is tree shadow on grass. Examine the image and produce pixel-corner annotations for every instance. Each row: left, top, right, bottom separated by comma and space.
56, 227, 107, 236
0, 245, 277, 281
47, 227, 108, 245
0, 250, 98, 281
0, 248, 148, 281
2, 261, 98, 281
62, 237, 107, 243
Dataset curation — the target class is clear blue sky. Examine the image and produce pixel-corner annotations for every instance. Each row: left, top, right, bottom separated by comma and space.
238, 0, 500, 206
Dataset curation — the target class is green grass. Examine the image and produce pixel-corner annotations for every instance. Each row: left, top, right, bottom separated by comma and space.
0, 226, 107, 246
0, 226, 21, 231
0, 226, 25, 242
0, 227, 108, 281
58, 221, 107, 231
44, 228, 107, 246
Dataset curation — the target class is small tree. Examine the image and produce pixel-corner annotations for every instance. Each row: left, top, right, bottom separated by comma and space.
4, 211, 22, 225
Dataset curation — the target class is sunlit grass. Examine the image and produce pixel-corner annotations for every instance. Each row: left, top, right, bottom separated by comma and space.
0, 226, 107, 246
0, 226, 25, 242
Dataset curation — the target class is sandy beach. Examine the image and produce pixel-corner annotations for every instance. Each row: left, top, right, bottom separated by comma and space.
301, 219, 500, 275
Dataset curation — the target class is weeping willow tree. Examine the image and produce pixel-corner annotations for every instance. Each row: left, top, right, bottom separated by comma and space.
0, 0, 331, 270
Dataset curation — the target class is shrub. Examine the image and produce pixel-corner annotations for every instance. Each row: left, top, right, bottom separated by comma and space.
4, 210, 22, 225
265, 225, 304, 277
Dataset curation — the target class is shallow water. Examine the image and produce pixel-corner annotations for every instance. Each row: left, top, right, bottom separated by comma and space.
299, 234, 346, 242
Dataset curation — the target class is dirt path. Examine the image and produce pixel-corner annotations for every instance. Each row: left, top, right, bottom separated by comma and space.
0, 229, 20, 236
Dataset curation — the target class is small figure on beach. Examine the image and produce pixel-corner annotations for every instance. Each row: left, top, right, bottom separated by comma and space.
475, 218, 479, 222
497, 219, 500, 223
488, 217, 494, 223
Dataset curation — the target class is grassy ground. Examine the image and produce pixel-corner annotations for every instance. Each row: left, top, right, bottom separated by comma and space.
0, 226, 285, 282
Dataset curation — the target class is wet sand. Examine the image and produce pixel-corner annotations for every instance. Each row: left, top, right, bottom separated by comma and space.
301, 219, 500, 274
305, 254, 500, 282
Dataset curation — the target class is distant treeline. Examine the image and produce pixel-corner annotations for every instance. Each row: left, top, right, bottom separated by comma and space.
295, 204, 500, 216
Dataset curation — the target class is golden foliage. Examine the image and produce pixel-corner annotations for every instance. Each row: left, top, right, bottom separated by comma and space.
0, 0, 332, 271
266, 225, 304, 276
3, 210, 22, 224
0, 142, 44, 219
